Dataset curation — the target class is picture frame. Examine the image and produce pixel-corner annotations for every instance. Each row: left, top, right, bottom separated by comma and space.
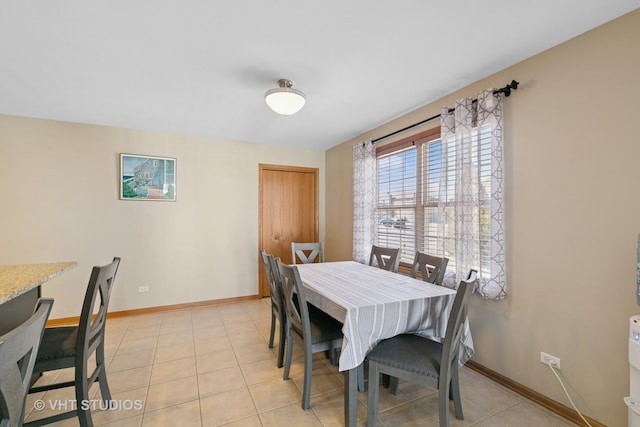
120, 154, 176, 201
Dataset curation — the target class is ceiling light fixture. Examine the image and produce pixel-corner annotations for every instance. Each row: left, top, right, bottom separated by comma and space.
264, 79, 306, 116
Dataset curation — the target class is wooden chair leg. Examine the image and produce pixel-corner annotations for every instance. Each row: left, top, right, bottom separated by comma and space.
97, 372, 111, 405
382, 373, 390, 388
302, 342, 313, 410
330, 347, 338, 366
388, 376, 399, 395
96, 346, 111, 402
302, 342, 313, 411
277, 319, 286, 368
438, 382, 450, 427
450, 368, 463, 420
283, 329, 293, 380
268, 312, 276, 348
76, 368, 92, 427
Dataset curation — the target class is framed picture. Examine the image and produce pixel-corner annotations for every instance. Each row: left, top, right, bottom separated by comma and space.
120, 154, 176, 201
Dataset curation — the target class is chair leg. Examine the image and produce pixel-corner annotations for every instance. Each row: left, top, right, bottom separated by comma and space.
268, 311, 276, 349
330, 348, 338, 366
76, 367, 93, 427
277, 318, 286, 368
366, 362, 380, 427
382, 373, 390, 388
96, 345, 111, 402
450, 368, 464, 420
438, 382, 450, 427
388, 376, 399, 395
283, 329, 293, 380
301, 341, 313, 410
97, 370, 112, 406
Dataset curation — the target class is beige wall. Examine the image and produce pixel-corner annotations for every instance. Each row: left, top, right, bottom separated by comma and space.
326, 9, 640, 426
0, 116, 325, 319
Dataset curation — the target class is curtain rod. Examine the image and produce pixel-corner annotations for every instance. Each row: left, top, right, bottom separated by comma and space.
370, 80, 519, 144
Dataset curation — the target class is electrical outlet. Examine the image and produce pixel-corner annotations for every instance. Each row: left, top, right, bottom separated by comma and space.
540, 352, 561, 369
138, 286, 149, 293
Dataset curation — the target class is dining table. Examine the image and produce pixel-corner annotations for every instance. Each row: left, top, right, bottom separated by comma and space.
0, 261, 76, 335
295, 260, 474, 427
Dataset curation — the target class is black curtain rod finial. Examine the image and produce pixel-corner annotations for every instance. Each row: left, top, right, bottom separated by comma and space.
495, 80, 519, 97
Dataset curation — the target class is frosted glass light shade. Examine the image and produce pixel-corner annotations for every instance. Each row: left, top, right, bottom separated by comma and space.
265, 79, 306, 115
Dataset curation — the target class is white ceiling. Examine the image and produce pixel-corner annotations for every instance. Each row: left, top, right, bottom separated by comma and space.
1, 1, 638, 151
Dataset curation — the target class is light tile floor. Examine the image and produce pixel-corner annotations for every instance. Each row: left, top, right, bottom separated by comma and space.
24, 298, 576, 426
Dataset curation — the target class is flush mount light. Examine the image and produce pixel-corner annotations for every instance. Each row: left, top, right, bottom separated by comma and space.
264, 79, 306, 115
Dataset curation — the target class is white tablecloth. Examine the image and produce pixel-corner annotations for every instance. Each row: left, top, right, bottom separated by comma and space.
295, 261, 474, 371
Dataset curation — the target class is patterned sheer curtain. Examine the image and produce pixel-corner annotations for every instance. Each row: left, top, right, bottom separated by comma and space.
353, 140, 377, 263
439, 89, 506, 299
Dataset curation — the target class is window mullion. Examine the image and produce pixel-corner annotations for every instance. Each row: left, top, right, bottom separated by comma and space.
414, 142, 425, 261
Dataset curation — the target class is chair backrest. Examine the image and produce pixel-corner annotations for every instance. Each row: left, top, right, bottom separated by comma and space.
277, 259, 312, 341
77, 257, 120, 357
260, 250, 283, 313
291, 242, 324, 265
368, 245, 401, 272
410, 252, 449, 285
440, 269, 477, 381
0, 298, 53, 427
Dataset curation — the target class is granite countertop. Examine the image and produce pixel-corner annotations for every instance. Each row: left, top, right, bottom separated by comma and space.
0, 261, 77, 304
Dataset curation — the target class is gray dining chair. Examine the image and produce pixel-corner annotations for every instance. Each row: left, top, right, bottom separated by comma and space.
27, 257, 120, 427
260, 250, 286, 368
277, 259, 343, 410
410, 251, 449, 285
366, 269, 477, 427
368, 245, 401, 272
291, 242, 324, 265
375, 251, 447, 389
379, 251, 449, 389
0, 298, 53, 427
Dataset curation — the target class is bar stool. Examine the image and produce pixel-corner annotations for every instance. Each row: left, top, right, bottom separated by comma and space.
26, 257, 120, 427
0, 298, 53, 427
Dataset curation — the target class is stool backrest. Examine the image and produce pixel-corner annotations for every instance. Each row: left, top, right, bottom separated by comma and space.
0, 298, 53, 427
78, 257, 120, 355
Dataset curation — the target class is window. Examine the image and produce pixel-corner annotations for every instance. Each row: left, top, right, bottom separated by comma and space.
376, 128, 439, 265
376, 125, 495, 275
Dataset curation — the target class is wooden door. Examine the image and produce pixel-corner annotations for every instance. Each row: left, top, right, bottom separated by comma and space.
259, 164, 319, 297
